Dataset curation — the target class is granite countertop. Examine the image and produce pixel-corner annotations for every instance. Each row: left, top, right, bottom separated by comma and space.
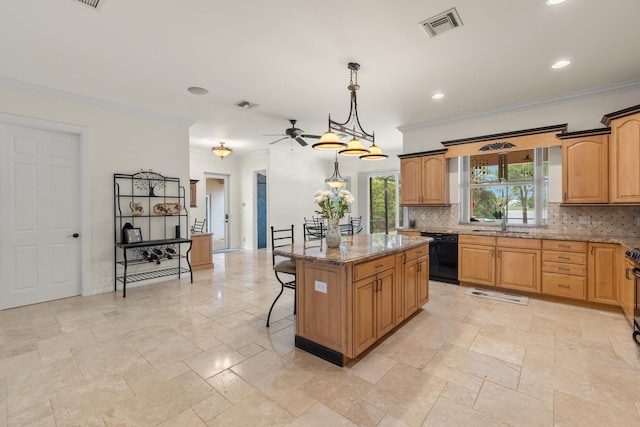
274, 234, 433, 265
396, 227, 640, 251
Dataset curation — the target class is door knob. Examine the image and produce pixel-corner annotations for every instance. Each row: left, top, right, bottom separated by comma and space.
68, 233, 80, 238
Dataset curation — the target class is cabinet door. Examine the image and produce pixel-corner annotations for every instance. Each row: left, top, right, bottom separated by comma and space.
562, 136, 608, 203
610, 114, 640, 203
496, 248, 541, 293
403, 258, 419, 318
191, 234, 213, 270
377, 270, 396, 337
422, 155, 448, 205
418, 256, 429, 306
459, 244, 495, 286
400, 158, 422, 205
353, 277, 377, 355
622, 258, 635, 326
588, 243, 618, 305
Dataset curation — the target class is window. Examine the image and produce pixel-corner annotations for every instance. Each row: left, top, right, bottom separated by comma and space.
459, 148, 548, 226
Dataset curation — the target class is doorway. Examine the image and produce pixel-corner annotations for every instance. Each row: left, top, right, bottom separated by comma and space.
0, 120, 87, 309
256, 171, 267, 249
205, 174, 229, 252
369, 173, 402, 234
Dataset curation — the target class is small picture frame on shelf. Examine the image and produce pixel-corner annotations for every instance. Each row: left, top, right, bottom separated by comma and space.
123, 228, 143, 244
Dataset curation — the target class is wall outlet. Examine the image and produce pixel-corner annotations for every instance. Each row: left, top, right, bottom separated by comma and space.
242, 237, 246, 242
578, 216, 591, 225
314, 280, 327, 293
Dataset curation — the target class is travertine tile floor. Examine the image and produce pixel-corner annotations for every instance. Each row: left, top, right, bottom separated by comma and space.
1, 249, 640, 426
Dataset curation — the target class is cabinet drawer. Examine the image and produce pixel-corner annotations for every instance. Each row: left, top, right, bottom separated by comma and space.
404, 245, 429, 262
542, 261, 587, 276
459, 235, 496, 246
497, 237, 541, 250
542, 240, 587, 252
354, 255, 395, 281
542, 272, 587, 300
542, 251, 587, 264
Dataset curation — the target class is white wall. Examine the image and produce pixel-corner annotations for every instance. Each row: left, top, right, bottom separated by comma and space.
0, 83, 191, 295
401, 85, 640, 204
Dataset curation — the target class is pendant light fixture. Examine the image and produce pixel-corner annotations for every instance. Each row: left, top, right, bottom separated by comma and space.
315, 62, 388, 160
325, 151, 347, 189
212, 141, 233, 159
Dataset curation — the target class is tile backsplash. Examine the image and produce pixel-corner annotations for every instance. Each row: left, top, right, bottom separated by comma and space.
407, 203, 640, 237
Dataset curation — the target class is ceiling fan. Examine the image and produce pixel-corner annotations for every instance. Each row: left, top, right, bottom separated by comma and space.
265, 119, 322, 146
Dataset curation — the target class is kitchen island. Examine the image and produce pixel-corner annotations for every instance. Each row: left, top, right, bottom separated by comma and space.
273, 233, 432, 366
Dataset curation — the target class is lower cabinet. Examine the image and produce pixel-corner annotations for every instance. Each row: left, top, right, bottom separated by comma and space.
541, 240, 587, 300
353, 256, 396, 355
496, 237, 541, 293
588, 243, 618, 305
458, 235, 496, 286
621, 255, 636, 326
403, 250, 429, 318
190, 233, 214, 271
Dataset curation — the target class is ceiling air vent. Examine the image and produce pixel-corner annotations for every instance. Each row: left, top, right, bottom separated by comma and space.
235, 100, 258, 110
77, 0, 101, 9
419, 7, 463, 38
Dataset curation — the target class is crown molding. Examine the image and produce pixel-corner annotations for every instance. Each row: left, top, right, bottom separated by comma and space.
0, 76, 194, 127
398, 79, 640, 133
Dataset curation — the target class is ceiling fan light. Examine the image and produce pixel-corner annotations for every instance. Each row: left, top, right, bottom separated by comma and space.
212, 141, 233, 159
339, 137, 370, 156
312, 131, 347, 150
360, 144, 388, 161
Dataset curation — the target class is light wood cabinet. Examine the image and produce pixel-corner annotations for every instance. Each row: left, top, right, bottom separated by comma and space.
189, 179, 199, 207
399, 150, 449, 206
559, 131, 609, 204
190, 233, 213, 271
402, 254, 429, 317
353, 257, 396, 355
541, 240, 587, 300
588, 243, 618, 305
603, 107, 640, 203
621, 254, 636, 327
458, 235, 496, 286
496, 237, 541, 293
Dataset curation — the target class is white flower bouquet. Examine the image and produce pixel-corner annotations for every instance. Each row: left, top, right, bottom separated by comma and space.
314, 189, 354, 220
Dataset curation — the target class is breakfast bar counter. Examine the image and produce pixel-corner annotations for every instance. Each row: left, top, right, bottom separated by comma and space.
274, 234, 432, 366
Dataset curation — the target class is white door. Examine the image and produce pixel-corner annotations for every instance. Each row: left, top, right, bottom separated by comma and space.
0, 124, 81, 309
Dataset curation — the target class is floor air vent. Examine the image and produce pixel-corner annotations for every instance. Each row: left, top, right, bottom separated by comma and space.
419, 7, 463, 38
77, 0, 101, 9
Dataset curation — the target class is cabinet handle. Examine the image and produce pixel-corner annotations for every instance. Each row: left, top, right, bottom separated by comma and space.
417, 263, 421, 273
491, 249, 495, 258
559, 244, 570, 248
559, 256, 570, 260
626, 267, 631, 280
375, 264, 384, 268
559, 267, 570, 271
559, 284, 570, 289
403, 254, 407, 264
564, 192, 567, 201
591, 246, 594, 255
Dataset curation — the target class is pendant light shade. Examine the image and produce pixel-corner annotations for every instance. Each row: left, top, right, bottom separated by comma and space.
325, 152, 347, 188
312, 129, 347, 150
359, 143, 388, 160
212, 141, 233, 159
339, 135, 370, 156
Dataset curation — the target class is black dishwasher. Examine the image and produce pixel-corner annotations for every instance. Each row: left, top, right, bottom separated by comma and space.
420, 232, 459, 284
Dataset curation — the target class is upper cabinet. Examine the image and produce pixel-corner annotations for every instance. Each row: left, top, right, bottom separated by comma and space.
602, 107, 640, 203
558, 129, 610, 204
399, 149, 449, 206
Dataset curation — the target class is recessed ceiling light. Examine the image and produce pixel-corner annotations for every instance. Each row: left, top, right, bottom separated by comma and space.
546, 0, 566, 5
551, 59, 571, 69
432, 92, 445, 99
187, 86, 209, 95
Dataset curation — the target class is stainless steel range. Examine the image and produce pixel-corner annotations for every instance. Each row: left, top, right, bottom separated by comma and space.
624, 248, 640, 346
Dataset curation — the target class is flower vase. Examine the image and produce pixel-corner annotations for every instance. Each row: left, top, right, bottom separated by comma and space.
326, 218, 341, 248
